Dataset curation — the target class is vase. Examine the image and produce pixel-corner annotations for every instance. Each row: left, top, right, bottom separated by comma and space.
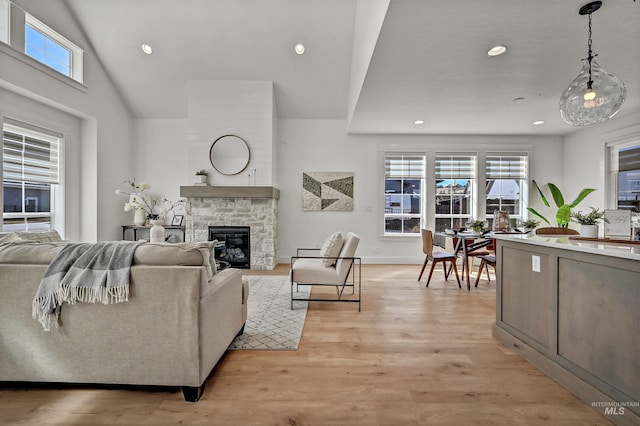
150, 219, 166, 243
133, 209, 146, 226
579, 224, 598, 238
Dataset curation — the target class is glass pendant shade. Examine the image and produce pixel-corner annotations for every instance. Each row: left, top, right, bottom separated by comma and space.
559, 58, 627, 126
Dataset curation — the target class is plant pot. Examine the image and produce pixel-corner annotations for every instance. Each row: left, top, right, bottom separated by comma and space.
535, 227, 579, 235
197, 175, 207, 183
579, 224, 598, 238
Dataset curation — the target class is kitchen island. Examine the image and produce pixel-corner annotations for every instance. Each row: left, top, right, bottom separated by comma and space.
493, 234, 639, 425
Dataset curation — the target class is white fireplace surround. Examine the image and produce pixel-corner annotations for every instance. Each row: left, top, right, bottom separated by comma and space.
180, 186, 279, 270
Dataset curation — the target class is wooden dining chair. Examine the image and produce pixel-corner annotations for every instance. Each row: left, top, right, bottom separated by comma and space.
474, 254, 496, 287
418, 229, 461, 288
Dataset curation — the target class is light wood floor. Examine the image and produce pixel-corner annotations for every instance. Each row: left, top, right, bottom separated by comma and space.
0, 264, 610, 425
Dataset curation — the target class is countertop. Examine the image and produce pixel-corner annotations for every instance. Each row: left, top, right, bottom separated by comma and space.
492, 233, 640, 261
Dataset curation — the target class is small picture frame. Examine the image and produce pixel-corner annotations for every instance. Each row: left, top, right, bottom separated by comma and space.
171, 215, 184, 226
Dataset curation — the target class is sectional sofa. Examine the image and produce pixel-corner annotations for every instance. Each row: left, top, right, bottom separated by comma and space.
0, 236, 248, 402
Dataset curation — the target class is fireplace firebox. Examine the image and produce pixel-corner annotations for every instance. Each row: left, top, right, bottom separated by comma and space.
208, 226, 250, 269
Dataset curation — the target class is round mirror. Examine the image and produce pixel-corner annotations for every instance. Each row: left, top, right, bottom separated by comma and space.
209, 135, 250, 175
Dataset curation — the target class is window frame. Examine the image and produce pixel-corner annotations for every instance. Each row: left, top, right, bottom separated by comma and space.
2, 120, 61, 232
434, 153, 476, 232
383, 153, 425, 236
24, 13, 83, 83
485, 152, 529, 227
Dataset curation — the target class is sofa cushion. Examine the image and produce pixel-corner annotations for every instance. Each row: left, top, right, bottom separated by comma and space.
318, 231, 344, 267
0, 241, 66, 264
8, 230, 63, 242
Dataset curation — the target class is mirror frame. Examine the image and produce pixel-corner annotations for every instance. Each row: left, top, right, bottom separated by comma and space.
209, 134, 251, 176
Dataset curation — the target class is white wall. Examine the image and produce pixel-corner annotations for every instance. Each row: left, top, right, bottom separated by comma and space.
0, 0, 134, 241
564, 114, 640, 211
186, 81, 275, 186
276, 119, 564, 264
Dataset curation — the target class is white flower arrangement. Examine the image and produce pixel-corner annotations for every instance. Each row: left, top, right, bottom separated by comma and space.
115, 178, 185, 220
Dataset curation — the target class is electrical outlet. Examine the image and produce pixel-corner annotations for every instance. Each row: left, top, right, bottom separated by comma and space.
531, 255, 540, 273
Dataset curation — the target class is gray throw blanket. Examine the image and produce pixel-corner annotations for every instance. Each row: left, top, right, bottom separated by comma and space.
32, 241, 143, 331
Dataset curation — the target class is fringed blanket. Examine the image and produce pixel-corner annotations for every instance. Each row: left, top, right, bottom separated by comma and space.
32, 240, 144, 331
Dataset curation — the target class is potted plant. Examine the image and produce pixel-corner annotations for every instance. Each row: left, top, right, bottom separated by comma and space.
527, 180, 596, 234
195, 169, 208, 183
571, 207, 608, 238
516, 219, 540, 233
465, 220, 486, 234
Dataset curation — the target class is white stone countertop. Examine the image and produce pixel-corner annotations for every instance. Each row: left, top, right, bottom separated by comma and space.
492, 233, 640, 262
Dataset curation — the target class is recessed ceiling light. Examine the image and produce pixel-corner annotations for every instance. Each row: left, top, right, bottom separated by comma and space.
141, 43, 153, 55
294, 43, 305, 55
414, 120, 425, 125
487, 45, 507, 57
533, 120, 545, 125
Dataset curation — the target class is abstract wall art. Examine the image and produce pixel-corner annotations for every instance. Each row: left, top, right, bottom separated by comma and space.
302, 172, 354, 211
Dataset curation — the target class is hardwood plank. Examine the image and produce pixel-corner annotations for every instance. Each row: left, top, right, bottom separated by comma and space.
0, 264, 611, 425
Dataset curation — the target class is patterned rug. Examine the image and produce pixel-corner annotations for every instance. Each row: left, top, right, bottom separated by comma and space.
229, 275, 310, 350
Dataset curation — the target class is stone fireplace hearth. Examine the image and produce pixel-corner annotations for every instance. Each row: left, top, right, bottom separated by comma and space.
180, 186, 279, 270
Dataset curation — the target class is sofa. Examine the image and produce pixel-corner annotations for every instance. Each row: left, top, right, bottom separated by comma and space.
0, 237, 248, 402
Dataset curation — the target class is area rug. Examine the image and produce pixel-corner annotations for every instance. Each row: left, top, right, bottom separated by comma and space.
229, 275, 310, 350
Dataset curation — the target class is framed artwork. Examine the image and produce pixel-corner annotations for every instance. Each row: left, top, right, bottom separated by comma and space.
604, 209, 631, 237
302, 172, 354, 211
171, 215, 184, 226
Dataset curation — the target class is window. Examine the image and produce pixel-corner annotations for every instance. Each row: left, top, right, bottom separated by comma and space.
434, 154, 475, 232
384, 154, 425, 234
617, 145, 640, 214
24, 14, 83, 82
2, 121, 61, 232
0, 0, 9, 45
485, 153, 528, 227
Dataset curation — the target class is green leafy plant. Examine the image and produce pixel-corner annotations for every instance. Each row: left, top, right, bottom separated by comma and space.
465, 220, 486, 232
518, 219, 540, 229
571, 207, 609, 225
195, 169, 208, 176
527, 180, 596, 228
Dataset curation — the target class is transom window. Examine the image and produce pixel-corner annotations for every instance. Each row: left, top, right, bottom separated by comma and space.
2, 120, 61, 232
384, 154, 425, 235
24, 13, 83, 82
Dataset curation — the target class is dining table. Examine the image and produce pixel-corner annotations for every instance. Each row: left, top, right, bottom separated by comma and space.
435, 231, 522, 290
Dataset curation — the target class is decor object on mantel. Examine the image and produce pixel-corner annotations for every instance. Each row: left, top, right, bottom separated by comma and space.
527, 180, 596, 234
559, 1, 626, 126
115, 178, 185, 225
195, 169, 208, 185
571, 207, 609, 238
302, 172, 354, 211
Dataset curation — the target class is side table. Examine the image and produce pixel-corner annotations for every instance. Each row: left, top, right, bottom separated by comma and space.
121, 225, 186, 242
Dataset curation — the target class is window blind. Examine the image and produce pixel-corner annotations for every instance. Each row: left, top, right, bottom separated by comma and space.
385, 154, 425, 179
3, 124, 60, 185
619, 146, 640, 172
435, 154, 475, 179
486, 153, 528, 179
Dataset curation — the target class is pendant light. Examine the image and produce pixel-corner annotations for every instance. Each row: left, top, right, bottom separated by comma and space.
559, 1, 626, 126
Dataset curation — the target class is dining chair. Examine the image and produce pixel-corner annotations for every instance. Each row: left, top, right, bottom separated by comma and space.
474, 254, 496, 287
418, 229, 461, 288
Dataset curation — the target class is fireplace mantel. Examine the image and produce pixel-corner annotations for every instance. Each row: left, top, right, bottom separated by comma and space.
180, 186, 279, 200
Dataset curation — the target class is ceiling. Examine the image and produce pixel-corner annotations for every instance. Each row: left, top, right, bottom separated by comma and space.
63, 0, 640, 136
